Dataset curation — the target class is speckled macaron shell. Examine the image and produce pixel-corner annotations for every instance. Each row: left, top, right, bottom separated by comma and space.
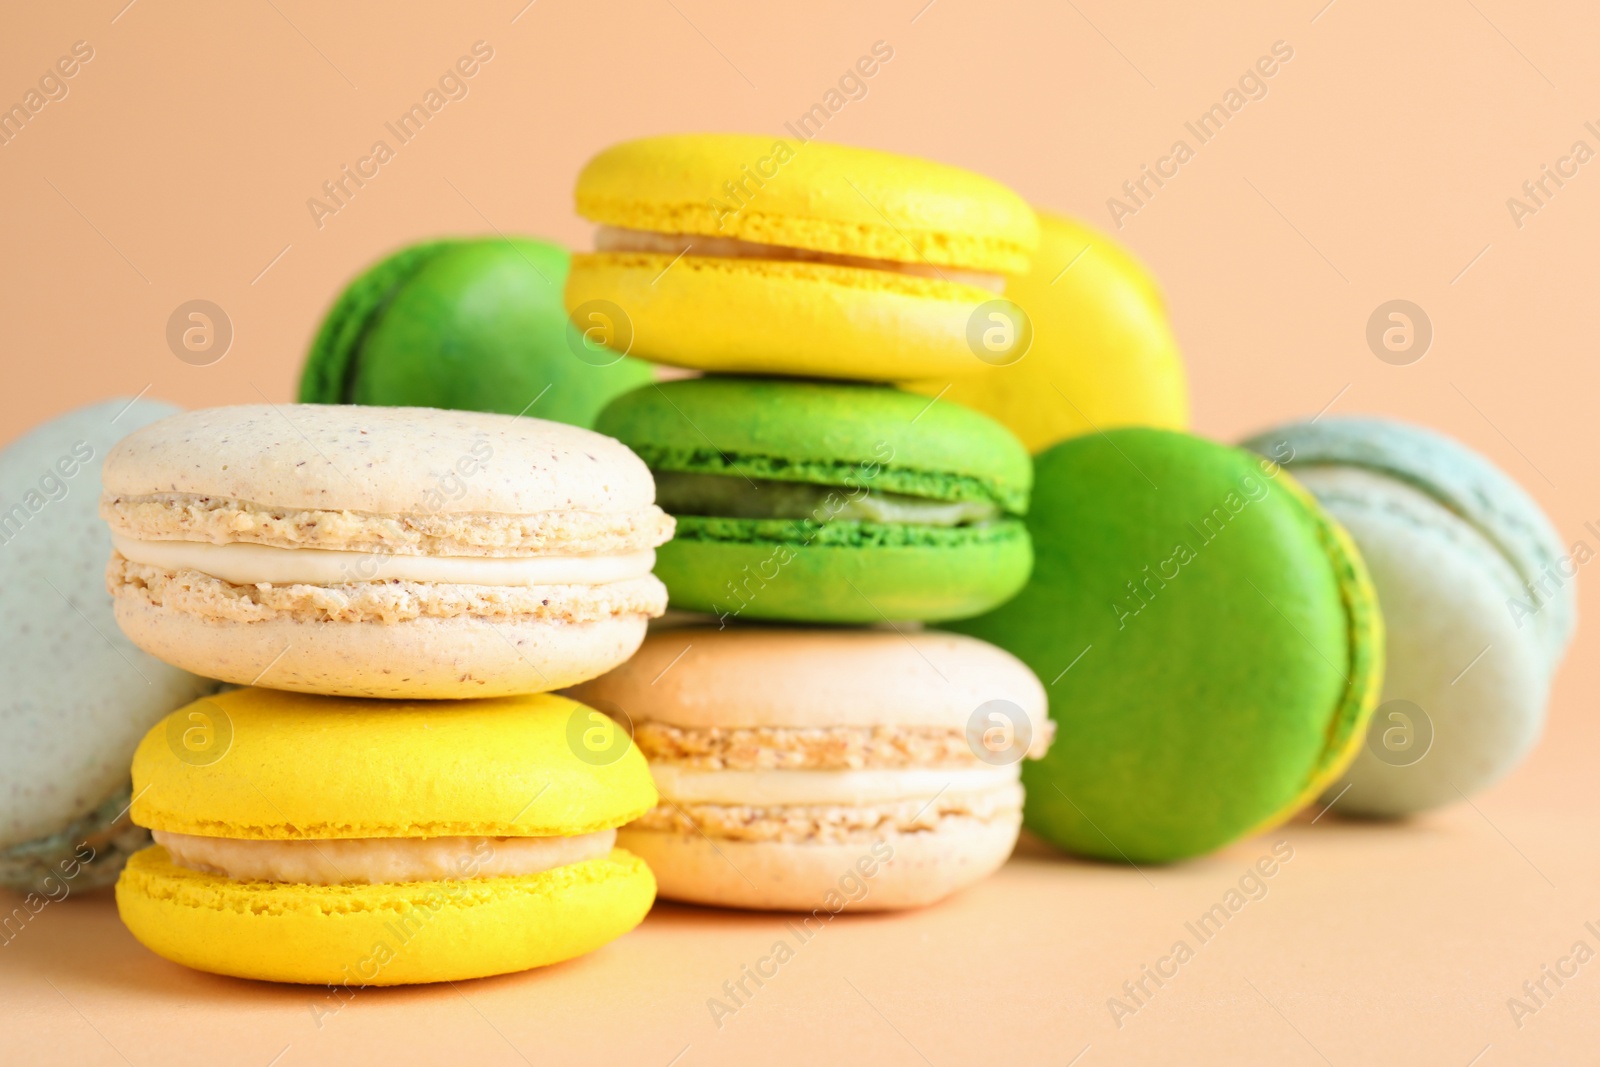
0, 399, 215, 891
102, 403, 657, 521
575, 134, 1039, 271
1243, 418, 1574, 817
130, 688, 658, 838
568, 134, 1040, 381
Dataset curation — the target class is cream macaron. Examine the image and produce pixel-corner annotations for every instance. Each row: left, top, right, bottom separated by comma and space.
101, 404, 673, 698
569, 626, 1051, 911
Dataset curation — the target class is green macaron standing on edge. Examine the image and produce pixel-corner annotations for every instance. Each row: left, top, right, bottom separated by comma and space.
300, 237, 654, 429
949, 428, 1384, 863
594, 377, 1033, 623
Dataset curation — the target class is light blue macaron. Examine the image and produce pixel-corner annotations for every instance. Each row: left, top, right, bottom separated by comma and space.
0, 399, 216, 894
1242, 417, 1575, 817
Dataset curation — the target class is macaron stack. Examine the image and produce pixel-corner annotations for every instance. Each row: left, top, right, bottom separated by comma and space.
7, 125, 1561, 999
565, 134, 1054, 909
98, 403, 671, 983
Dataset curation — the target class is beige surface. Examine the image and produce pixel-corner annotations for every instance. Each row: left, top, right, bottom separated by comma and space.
4, 0, 1599, 1062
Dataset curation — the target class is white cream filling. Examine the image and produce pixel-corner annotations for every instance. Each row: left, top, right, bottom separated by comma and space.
595, 226, 1006, 292
152, 829, 616, 885
648, 764, 1020, 807
113, 533, 655, 588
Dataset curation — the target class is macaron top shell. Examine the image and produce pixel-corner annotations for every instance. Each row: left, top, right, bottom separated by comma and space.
103, 404, 657, 517
0, 399, 215, 850
575, 134, 1039, 273
569, 626, 1047, 731
1243, 417, 1574, 669
301, 239, 455, 409
595, 377, 1031, 513
131, 688, 657, 840
949, 428, 1383, 862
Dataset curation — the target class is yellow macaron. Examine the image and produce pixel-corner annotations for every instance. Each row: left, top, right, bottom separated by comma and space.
906, 210, 1189, 453
115, 687, 657, 985
565, 133, 1039, 381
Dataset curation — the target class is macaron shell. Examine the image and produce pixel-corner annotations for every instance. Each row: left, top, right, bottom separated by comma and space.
109, 598, 653, 699
904, 210, 1189, 452
565, 252, 1008, 381
1242, 417, 1574, 670
116, 846, 655, 985
1297, 466, 1550, 816
572, 625, 1046, 731
948, 429, 1382, 863
617, 821, 1018, 912
302, 238, 655, 429
131, 688, 658, 840
574, 134, 1039, 272
594, 377, 1032, 512
102, 404, 658, 517
655, 517, 1032, 623
299, 239, 458, 406
0, 399, 214, 863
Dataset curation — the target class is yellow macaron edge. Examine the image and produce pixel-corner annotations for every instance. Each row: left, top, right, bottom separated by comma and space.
904, 209, 1190, 453
566, 252, 996, 380
132, 688, 658, 840
575, 133, 1039, 273
116, 846, 656, 985
1244, 472, 1385, 835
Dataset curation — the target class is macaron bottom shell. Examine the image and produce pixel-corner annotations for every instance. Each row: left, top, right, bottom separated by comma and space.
565, 252, 1000, 381
619, 819, 1020, 912
109, 599, 651, 699
655, 517, 1033, 623
115, 847, 656, 985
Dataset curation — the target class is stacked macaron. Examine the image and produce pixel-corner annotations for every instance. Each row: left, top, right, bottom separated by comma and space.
99, 403, 671, 983
566, 133, 1054, 909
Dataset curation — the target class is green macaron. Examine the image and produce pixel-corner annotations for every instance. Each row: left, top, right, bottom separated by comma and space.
595, 377, 1033, 623
948, 428, 1383, 863
300, 237, 654, 428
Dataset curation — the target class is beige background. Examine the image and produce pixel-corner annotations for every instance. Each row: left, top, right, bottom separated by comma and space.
4, 1, 1599, 1063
